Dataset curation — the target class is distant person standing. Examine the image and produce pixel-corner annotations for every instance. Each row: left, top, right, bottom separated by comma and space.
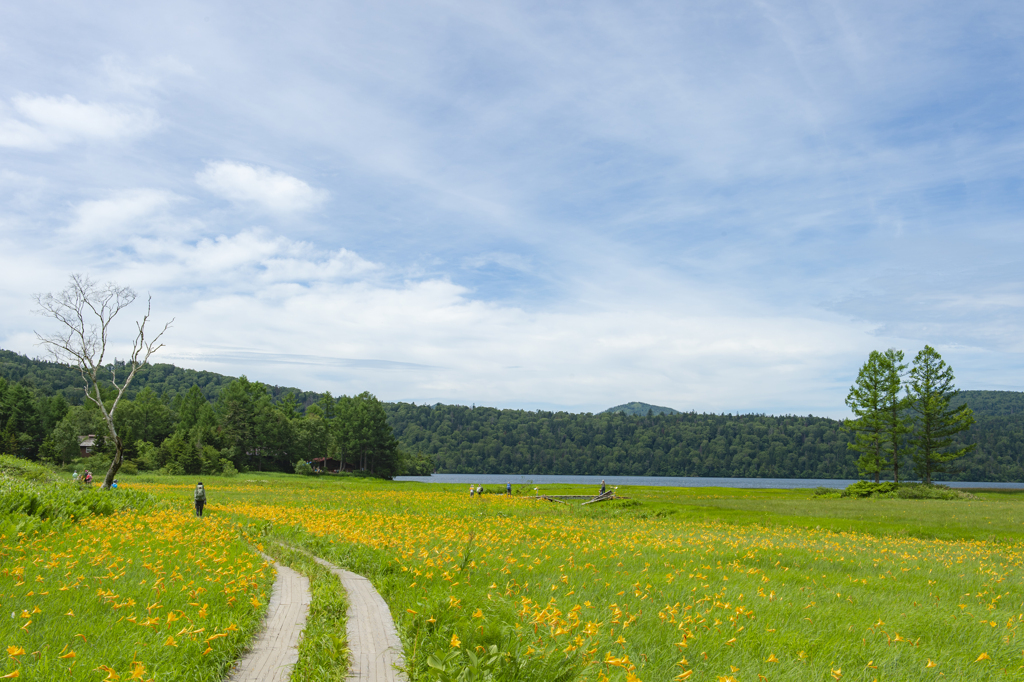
72, 470, 79, 482
470, 485, 475, 498
600, 480, 606, 495
506, 481, 511, 496
194, 481, 207, 517
476, 485, 482, 496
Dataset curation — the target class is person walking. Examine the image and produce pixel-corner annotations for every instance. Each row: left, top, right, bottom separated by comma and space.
506, 481, 511, 496
194, 481, 207, 517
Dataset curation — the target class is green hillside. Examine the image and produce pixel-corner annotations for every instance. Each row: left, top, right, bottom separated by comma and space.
601, 401, 681, 416
1, 348, 1022, 480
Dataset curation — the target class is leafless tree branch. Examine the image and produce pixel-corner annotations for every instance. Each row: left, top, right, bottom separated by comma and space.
33, 274, 173, 489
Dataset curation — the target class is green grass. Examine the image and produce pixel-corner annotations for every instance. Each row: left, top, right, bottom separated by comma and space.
117, 474, 1024, 681
7, 465, 1024, 681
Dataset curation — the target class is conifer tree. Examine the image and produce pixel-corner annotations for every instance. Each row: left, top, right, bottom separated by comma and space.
906, 345, 975, 484
845, 349, 911, 482
844, 351, 888, 482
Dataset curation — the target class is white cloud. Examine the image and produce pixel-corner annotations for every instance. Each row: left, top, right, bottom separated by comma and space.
196, 161, 328, 213
0, 95, 158, 150
123, 229, 378, 289
64, 189, 180, 240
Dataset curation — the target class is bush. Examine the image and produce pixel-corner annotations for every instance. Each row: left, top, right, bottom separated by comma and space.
895, 483, 976, 500
294, 460, 315, 476
118, 460, 139, 476
221, 460, 239, 477
839, 480, 977, 500
845, 481, 898, 498
811, 486, 843, 498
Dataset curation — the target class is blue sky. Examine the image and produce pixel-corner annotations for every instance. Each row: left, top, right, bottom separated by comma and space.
1, 0, 1022, 416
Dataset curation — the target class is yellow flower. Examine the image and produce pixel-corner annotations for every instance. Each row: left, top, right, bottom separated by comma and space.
94, 664, 121, 680
58, 650, 76, 659
765, 653, 780, 663
926, 659, 937, 668
674, 672, 693, 681
163, 636, 177, 647
0, 670, 20, 679
6, 646, 25, 658
450, 633, 461, 648
975, 652, 990, 662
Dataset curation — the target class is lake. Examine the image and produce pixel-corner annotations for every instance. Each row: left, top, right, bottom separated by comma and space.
394, 473, 1024, 489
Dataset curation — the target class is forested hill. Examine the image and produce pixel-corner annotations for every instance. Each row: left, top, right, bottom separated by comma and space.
2, 348, 1023, 480
384, 401, 1024, 481
601, 402, 681, 416
0, 349, 318, 406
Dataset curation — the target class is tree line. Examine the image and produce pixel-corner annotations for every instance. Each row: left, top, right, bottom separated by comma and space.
2, 349, 1021, 482
0, 373, 410, 477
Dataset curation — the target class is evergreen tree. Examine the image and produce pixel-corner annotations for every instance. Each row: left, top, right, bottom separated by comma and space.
844, 351, 888, 482
906, 345, 976, 484
844, 349, 911, 482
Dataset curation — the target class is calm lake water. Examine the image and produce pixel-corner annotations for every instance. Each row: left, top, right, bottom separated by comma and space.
394, 473, 1024, 489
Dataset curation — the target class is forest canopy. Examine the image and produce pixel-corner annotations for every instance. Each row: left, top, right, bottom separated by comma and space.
1, 349, 1021, 481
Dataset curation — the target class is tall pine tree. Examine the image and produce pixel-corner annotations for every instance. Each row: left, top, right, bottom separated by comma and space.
906, 345, 975, 484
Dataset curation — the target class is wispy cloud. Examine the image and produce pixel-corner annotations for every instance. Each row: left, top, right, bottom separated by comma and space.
1, 0, 1023, 414
196, 161, 328, 213
0, 95, 158, 150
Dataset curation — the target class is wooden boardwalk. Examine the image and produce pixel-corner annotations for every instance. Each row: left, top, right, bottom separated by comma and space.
227, 548, 407, 682
306, 554, 408, 682
228, 556, 311, 682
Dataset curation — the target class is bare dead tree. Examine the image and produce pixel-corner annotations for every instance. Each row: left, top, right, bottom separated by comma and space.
34, 274, 172, 489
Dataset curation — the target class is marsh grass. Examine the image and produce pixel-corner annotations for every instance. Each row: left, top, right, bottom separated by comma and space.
146, 476, 1024, 681
7, 467, 1024, 681
0, 462, 274, 681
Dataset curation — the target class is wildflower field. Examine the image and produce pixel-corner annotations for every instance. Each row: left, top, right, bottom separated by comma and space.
5, 468, 1024, 681
0, 461, 273, 681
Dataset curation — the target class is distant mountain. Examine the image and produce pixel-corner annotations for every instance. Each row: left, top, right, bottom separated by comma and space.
601, 401, 681, 417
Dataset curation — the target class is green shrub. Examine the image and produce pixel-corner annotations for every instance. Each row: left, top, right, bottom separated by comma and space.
845, 481, 898, 498
294, 460, 315, 476
222, 459, 239, 477
811, 486, 844, 498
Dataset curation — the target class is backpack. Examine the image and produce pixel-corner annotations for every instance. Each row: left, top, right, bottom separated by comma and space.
195, 484, 206, 502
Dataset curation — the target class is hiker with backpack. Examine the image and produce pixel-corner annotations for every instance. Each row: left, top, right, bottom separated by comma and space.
194, 481, 207, 517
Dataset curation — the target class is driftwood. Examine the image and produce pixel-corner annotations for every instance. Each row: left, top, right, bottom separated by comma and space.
530, 491, 625, 506
581, 490, 618, 505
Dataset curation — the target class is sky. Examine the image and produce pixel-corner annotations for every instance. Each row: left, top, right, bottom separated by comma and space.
1, 0, 1023, 417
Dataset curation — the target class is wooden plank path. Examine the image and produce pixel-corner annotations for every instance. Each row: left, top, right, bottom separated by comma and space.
306, 553, 409, 682
228, 548, 407, 682
228, 555, 311, 682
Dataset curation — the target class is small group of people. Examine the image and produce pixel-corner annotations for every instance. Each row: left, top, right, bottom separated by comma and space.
72, 470, 93, 484
470, 482, 516, 496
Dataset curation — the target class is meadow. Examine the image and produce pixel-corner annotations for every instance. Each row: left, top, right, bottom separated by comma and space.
4, 469, 1024, 681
